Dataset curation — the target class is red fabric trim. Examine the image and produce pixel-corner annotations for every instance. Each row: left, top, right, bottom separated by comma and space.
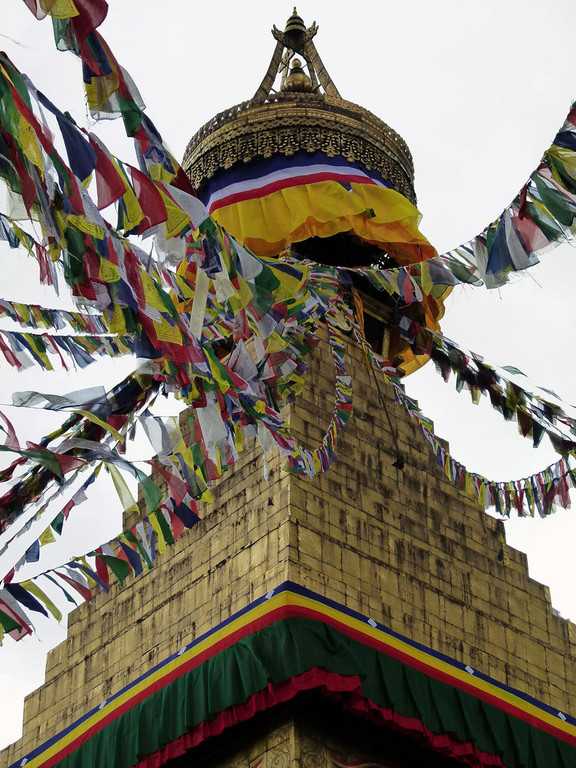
134, 668, 506, 768
45, 612, 286, 765
277, 605, 574, 744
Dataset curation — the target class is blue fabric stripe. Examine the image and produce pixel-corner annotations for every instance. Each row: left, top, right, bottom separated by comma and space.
198, 151, 393, 201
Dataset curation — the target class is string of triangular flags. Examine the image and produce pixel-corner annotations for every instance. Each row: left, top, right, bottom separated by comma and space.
344, 309, 575, 519
0, 302, 352, 642
4, 38, 576, 317
0, 296, 351, 584
394, 383, 574, 520
1, 222, 572, 576
13, 0, 576, 305
284, 302, 353, 476
437, 101, 576, 288
26, 0, 576, 293
0, 481, 201, 643
4, 301, 573, 642
0, 248, 338, 557
0, 327, 131, 371
393, 314, 576, 454
0, 372, 157, 534
0, 294, 109, 335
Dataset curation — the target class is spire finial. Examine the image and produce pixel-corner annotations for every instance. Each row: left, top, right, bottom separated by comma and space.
254, 11, 340, 100
284, 8, 307, 37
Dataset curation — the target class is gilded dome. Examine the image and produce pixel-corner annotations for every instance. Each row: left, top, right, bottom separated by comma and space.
182, 11, 416, 206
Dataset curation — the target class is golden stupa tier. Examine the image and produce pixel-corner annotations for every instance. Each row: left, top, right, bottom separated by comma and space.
182, 90, 416, 205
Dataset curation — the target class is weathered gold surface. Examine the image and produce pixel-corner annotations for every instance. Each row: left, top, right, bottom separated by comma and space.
284, 8, 306, 36
282, 58, 313, 93
183, 91, 416, 203
183, 11, 416, 204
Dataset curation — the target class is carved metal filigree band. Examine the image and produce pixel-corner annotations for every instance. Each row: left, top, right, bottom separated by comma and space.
183, 93, 416, 204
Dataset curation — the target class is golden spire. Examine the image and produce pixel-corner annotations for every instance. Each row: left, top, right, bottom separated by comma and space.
253, 8, 341, 100
284, 8, 307, 36
183, 11, 416, 205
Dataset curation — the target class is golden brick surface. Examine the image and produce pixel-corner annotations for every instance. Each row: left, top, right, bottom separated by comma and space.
3, 326, 576, 766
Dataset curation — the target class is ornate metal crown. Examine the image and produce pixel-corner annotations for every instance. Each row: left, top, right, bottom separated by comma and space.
182, 9, 416, 204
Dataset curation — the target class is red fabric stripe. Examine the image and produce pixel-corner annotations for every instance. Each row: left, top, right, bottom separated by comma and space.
208, 172, 377, 212
39, 613, 278, 766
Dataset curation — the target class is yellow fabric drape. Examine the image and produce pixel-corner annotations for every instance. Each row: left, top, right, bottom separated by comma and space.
212, 181, 437, 264
212, 179, 450, 376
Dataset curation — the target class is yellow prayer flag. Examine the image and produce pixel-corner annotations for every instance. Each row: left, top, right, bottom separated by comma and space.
199, 487, 214, 504
157, 189, 190, 237
547, 146, 576, 181
106, 464, 139, 516
153, 319, 183, 345
18, 116, 44, 176
419, 262, 433, 297
39, 526, 56, 546
85, 71, 120, 111
68, 215, 104, 240
11, 223, 35, 255
227, 275, 253, 313
478, 482, 487, 508
30, 306, 46, 328
265, 332, 287, 354
141, 271, 169, 312
106, 303, 127, 335
207, 357, 231, 392
13, 303, 31, 324
41, 0, 80, 19
174, 274, 196, 300
148, 512, 167, 554
78, 411, 124, 443
20, 580, 62, 622
234, 425, 244, 454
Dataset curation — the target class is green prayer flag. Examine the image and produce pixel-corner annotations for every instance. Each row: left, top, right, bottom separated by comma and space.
0, 608, 22, 634
154, 509, 175, 546
99, 555, 131, 586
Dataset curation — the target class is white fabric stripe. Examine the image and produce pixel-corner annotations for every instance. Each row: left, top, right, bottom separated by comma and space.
206, 163, 386, 209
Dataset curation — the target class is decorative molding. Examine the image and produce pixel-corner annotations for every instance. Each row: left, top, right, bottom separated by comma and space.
299, 732, 326, 768
268, 740, 291, 768
183, 93, 416, 204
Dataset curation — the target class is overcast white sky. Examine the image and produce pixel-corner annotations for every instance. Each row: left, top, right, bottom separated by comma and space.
2, 0, 576, 751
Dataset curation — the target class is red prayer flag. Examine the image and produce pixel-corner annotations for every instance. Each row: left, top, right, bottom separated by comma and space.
129, 165, 168, 232
87, 134, 126, 209
94, 550, 110, 588
54, 570, 92, 604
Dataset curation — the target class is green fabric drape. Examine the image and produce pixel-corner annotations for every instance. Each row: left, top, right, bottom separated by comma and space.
41, 618, 576, 768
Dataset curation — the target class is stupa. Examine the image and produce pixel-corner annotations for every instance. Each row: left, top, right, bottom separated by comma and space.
3, 10, 576, 768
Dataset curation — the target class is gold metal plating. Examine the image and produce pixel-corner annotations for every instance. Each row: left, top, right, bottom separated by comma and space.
183, 10, 416, 204
183, 92, 416, 204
